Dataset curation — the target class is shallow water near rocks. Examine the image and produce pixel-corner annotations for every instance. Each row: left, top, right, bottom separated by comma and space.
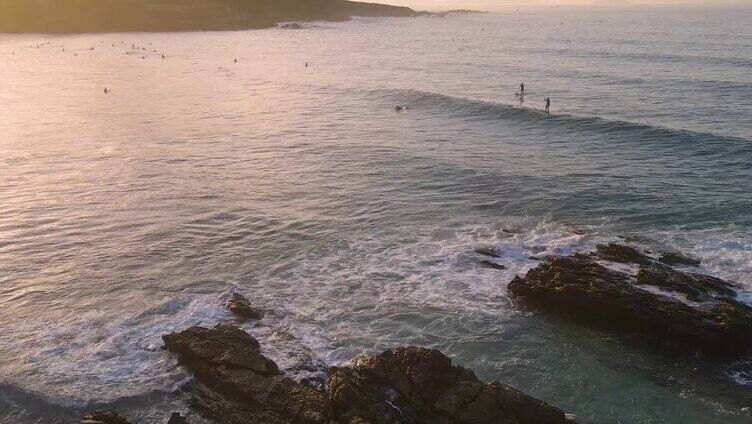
1, 7, 752, 424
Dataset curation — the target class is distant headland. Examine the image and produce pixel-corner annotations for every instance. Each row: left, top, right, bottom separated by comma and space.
0, 0, 426, 34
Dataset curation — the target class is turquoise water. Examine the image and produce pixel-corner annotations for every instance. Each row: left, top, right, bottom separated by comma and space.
1, 7, 752, 423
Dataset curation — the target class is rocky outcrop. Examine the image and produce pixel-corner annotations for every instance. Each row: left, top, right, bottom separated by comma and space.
187, 383, 301, 424
329, 347, 572, 424
80, 411, 131, 424
475, 247, 502, 259
163, 324, 575, 424
226, 292, 263, 320
595, 243, 651, 265
635, 265, 739, 303
162, 324, 326, 423
508, 251, 752, 359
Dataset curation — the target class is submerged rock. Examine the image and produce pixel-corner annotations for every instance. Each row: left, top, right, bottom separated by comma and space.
226, 292, 263, 319
475, 247, 502, 258
508, 254, 752, 359
163, 324, 574, 424
80, 411, 131, 424
479, 260, 506, 270
658, 251, 701, 267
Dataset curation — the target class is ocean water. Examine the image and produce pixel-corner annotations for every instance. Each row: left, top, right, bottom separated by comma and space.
1, 6, 752, 423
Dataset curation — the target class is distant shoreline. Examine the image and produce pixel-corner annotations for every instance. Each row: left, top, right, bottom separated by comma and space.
0, 0, 448, 35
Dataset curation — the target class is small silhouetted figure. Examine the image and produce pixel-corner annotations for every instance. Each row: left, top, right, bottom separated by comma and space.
305, 62, 308, 67
161, 54, 165, 59
104, 88, 110, 94
519, 82, 525, 97
544, 97, 551, 113
395, 105, 406, 112
90, 47, 94, 50
234, 58, 238, 63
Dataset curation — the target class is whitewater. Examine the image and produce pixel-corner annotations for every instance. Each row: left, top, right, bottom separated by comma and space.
1, 6, 751, 423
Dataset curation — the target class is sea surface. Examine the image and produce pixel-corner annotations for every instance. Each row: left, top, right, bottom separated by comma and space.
1, 6, 752, 423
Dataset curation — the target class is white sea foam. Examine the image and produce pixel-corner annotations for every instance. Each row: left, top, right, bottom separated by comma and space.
1, 290, 232, 407
4, 220, 750, 412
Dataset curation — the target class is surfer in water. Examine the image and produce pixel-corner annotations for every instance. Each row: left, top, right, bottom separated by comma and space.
519, 82, 525, 97
544, 97, 550, 113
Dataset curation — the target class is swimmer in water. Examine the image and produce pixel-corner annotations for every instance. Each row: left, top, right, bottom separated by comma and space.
519, 82, 525, 97
544, 97, 550, 113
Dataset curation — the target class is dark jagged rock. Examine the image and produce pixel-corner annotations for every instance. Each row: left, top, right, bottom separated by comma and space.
595, 243, 652, 265
163, 324, 325, 423
80, 411, 131, 424
226, 292, 263, 319
475, 247, 502, 258
164, 325, 575, 424
508, 255, 752, 359
163, 324, 280, 379
166, 412, 187, 424
329, 347, 572, 424
328, 364, 419, 423
188, 383, 295, 424
479, 260, 506, 270
658, 251, 701, 267
636, 265, 739, 303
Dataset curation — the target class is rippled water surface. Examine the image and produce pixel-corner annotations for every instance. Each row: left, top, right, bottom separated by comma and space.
1, 7, 752, 424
